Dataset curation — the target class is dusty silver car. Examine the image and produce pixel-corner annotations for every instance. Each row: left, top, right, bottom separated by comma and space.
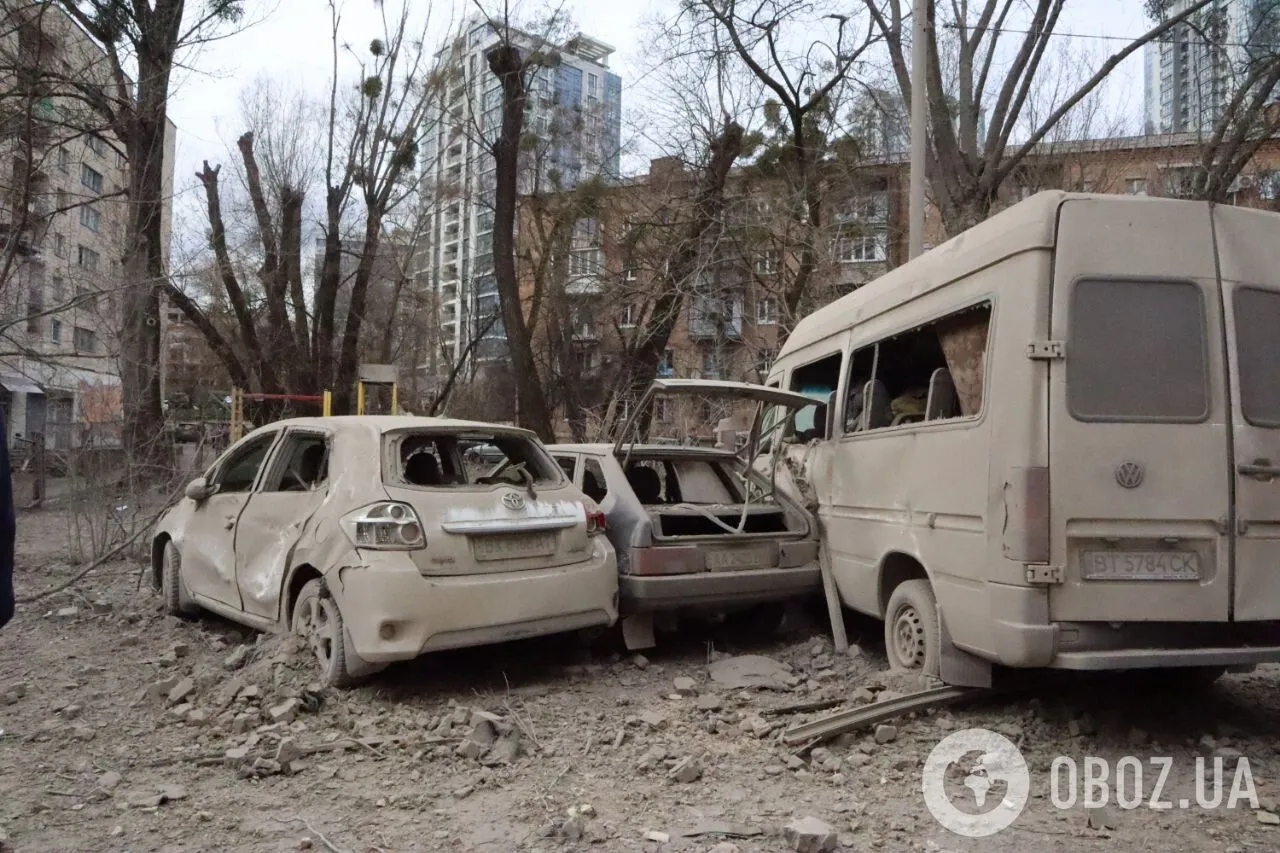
549, 380, 822, 649
152, 416, 618, 686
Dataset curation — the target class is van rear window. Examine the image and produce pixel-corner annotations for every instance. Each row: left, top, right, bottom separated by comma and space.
1068, 279, 1208, 422
1234, 287, 1280, 427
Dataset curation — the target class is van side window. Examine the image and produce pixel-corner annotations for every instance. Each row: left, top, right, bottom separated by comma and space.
844, 302, 992, 433
788, 353, 843, 439
1232, 287, 1280, 428
1069, 280, 1207, 422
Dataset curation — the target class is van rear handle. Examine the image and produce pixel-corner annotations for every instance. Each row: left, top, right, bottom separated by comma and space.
1239, 459, 1280, 482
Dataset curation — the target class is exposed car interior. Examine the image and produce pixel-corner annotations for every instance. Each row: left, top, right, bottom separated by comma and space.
392, 431, 562, 488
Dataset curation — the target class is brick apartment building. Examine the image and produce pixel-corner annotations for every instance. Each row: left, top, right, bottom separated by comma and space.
516, 132, 1280, 441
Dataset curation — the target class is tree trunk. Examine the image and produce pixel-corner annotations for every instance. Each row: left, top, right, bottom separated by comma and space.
488, 43, 556, 442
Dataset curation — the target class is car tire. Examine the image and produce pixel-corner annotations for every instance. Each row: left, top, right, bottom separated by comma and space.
161, 541, 199, 618
292, 579, 364, 689
725, 602, 787, 637
884, 579, 941, 676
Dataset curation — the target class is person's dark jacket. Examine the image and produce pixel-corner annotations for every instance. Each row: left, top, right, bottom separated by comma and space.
0, 409, 14, 629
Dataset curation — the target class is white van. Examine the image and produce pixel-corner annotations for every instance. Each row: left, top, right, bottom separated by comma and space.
767, 190, 1280, 687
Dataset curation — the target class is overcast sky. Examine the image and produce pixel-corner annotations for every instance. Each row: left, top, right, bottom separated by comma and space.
163, 0, 1155, 223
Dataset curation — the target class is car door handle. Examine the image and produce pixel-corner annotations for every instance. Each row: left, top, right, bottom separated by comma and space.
1239, 460, 1280, 481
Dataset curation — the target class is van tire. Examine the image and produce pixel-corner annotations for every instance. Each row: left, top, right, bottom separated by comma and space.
885, 580, 940, 676
292, 579, 364, 689
161, 541, 199, 618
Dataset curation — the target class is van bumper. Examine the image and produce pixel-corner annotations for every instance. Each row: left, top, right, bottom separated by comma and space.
331, 541, 619, 663
1048, 645, 1280, 670
620, 564, 822, 613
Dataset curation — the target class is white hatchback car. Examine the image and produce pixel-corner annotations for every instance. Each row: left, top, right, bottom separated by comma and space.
152, 416, 619, 686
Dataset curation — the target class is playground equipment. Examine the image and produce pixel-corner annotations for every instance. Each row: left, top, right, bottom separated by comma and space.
356, 363, 399, 416
229, 389, 332, 442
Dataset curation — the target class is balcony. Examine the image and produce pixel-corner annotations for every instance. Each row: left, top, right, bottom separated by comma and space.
571, 321, 598, 342
688, 293, 744, 340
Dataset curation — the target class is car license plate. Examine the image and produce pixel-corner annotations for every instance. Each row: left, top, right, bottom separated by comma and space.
1081, 551, 1201, 581
473, 532, 556, 561
706, 546, 772, 571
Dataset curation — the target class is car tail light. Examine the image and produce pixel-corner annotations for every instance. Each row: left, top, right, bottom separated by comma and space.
344, 502, 426, 550
585, 509, 607, 535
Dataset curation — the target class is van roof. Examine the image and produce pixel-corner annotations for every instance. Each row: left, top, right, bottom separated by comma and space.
781, 191, 1199, 359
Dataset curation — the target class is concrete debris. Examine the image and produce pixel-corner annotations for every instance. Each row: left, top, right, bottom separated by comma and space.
148, 675, 181, 703
1086, 804, 1121, 831
232, 712, 257, 734
1258, 811, 1280, 826
224, 746, 250, 765
669, 755, 702, 783
709, 844, 742, 853
1213, 746, 1245, 771
1129, 727, 1150, 747
97, 771, 122, 791
223, 645, 250, 671
677, 821, 763, 839
639, 710, 669, 730
638, 746, 667, 771
166, 703, 194, 723
708, 655, 793, 691
481, 730, 521, 765
644, 830, 671, 843
456, 738, 486, 760
468, 718, 498, 747
631, 653, 650, 670
170, 642, 191, 659
166, 677, 195, 707
185, 708, 209, 726
160, 785, 188, 803
696, 694, 723, 712
742, 715, 774, 738
267, 698, 300, 724
874, 724, 898, 744
673, 676, 698, 696
845, 643, 862, 658
1069, 713, 1097, 738
238, 685, 263, 702
275, 737, 304, 773
55, 607, 79, 619
786, 755, 805, 770
783, 816, 838, 853
251, 757, 283, 776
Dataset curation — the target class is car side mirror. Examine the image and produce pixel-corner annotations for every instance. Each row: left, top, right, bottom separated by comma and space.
185, 477, 213, 502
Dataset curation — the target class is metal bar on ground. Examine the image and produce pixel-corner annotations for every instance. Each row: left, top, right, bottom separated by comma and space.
781, 685, 987, 746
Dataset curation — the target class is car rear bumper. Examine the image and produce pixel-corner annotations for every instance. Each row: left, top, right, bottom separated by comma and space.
331, 540, 619, 663
620, 563, 821, 612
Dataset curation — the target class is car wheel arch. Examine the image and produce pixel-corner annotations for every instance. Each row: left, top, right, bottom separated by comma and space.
876, 550, 931, 619
151, 533, 173, 591
282, 563, 324, 626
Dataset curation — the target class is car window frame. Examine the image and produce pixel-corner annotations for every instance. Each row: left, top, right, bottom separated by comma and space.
208, 430, 281, 495
552, 453, 581, 485
257, 427, 333, 494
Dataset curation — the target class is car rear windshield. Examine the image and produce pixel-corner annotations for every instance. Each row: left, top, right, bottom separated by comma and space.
1233, 287, 1280, 428
384, 430, 562, 488
1068, 278, 1209, 423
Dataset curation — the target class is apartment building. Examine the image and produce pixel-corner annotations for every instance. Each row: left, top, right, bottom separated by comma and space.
520, 132, 1280, 442
0, 2, 175, 448
418, 15, 622, 375
1144, 0, 1280, 134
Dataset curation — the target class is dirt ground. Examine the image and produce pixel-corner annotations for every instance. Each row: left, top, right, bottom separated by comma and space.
4, 506, 1280, 853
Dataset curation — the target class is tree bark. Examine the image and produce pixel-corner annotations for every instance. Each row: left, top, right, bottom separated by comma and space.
488, 43, 556, 442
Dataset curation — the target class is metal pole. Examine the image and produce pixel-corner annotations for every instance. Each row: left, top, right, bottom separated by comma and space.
908, 0, 928, 261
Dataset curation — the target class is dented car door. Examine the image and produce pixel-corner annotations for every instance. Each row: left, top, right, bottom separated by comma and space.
233, 428, 331, 621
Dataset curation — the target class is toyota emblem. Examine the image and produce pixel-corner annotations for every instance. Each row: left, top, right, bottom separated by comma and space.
1115, 461, 1145, 489
501, 492, 526, 510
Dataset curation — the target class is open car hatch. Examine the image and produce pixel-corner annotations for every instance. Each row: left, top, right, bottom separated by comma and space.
613, 379, 817, 457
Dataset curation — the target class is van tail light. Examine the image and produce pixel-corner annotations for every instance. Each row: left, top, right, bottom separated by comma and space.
586, 509, 607, 535
343, 502, 426, 550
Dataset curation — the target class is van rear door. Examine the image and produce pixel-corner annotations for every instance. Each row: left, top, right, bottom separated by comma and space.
1212, 205, 1280, 621
1048, 198, 1231, 623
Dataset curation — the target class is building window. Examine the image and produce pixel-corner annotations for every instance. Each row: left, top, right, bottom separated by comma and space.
53, 232, 66, 258
588, 73, 598, 95
654, 397, 670, 422
755, 251, 779, 276
837, 192, 889, 224
77, 246, 99, 270
86, 134, 104, 156
623, 266, 638, 282
837, 233, 887, 263
658, 349, 674, 377
80, 205, 100, 232
620, 303, 637, 328
569, 248, 602, 277
50, 318, 61, 344
26, 284, 43, 333
50, 276, 64, 302
58, 147, 70, 172
55, 189, 68, 212
1125, 177, 1147, 196
81, 164, 103, 194
702, 351, 723, 379
756, 296, 778, 325
73, 326, 97, 353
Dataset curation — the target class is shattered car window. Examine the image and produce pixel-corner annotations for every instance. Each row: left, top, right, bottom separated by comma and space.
386, 430, 562, 488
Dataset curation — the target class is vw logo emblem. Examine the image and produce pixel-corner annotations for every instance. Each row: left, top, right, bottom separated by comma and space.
1115, 461, 1145, 489
501, 492, 526, 510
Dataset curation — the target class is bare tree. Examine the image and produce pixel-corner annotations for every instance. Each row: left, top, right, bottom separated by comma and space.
861, 0, 1217, 236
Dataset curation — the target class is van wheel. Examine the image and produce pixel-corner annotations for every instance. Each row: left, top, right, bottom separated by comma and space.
292, 579, 363, 689
161, 541, 199, 618
885, 580, 941, 676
